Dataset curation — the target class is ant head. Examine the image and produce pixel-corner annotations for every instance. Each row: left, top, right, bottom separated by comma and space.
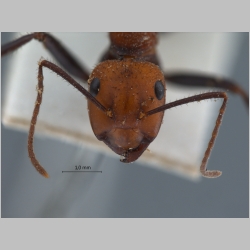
87, 59, 166, 162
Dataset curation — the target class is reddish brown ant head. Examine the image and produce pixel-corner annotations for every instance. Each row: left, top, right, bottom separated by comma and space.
88, 58, 165, 163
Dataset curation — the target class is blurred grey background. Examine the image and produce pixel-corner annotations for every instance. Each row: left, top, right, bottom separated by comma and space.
1, 32, 249, 218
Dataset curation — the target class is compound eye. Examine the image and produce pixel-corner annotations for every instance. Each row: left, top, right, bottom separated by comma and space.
154, 80, 164, 100
90, 78, 100, 97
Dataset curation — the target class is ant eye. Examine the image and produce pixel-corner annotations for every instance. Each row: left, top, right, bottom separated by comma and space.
90, 78, 100, 97
154, 80, 164, 100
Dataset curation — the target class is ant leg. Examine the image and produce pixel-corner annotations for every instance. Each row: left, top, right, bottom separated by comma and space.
146, 92, 228, 178
165, 73, 249, 108
28, 59, 111, 178
1, 32, 89, 81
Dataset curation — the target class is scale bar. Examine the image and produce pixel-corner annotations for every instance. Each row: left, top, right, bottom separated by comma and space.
62, 171, 102, 173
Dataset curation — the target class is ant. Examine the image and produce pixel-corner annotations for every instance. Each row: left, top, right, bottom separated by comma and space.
1, 32, 249, 179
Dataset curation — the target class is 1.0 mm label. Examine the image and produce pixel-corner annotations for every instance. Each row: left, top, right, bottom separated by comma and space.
75, 165, 91, 170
